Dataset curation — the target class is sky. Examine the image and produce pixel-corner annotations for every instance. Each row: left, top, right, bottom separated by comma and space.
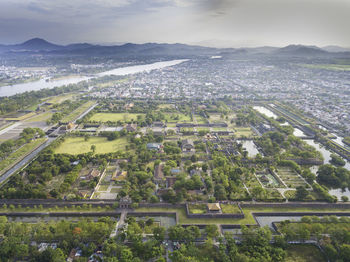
0, 0, 349, 48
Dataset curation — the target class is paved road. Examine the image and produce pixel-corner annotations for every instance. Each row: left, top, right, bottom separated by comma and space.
0, 137, 56, 184
110, 210, 127, 238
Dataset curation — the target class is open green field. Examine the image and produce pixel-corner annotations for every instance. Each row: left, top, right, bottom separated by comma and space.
54, 136, 128, 155
45, 93, 77, 104
25, 111, 53, 123
234, 127, 253, 137
301, 63, 350, 71
164, 113, 192, 122
158, 104, 175, 109
208, 113, 226, 123
5, 112, 37, 121
0, 138, 47, 176
221, 204, 241, 214
194, 114, 207, 124
188, 204, 207, 214
89, 112, 144, 122
285, 245, 326, 262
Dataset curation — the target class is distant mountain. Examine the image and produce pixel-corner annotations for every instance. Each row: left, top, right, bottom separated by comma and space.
1, 38, 349, 58
274, 45, 329, 56
322, 45, 350, 53
16, 38, 62, 51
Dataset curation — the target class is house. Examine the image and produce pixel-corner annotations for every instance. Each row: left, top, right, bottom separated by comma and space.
125, 123, 137, 132
154, 164, 165, 184
182, 139, 194, 152
147, 143, 162, 150
207, 203, 221, 213
67, 122, 76, 130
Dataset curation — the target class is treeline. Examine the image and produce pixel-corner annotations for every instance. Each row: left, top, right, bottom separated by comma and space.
278, 216, 350, 262
0, 216, 114, 262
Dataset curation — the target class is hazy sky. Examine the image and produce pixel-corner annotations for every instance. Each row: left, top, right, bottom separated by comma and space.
0, 0, 349, 47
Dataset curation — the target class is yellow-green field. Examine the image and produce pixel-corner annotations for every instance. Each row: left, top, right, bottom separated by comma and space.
234, 127, 254, 137
301, 63, 350, 71
5, 112, 37, 121
89, 112, 144, 122
163, 113, 192, 122
61, 101, 96, 123
45, 93, 77, 104
0, 138, 47, 176
25, 112, 53, 122
54, 136, 128, 155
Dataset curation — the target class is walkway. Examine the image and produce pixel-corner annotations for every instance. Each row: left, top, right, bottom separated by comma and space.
110, 210, 127, 238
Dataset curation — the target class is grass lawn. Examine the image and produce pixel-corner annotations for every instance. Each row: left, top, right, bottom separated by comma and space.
98, 185, 109, 191
188, 204, 207, 214
164, 113, 192, 123
61, 101, 95, 123
0, 138, 47, 176
54, 136, 128, 155
45, 93, 76, 104
208, 113, 224, 122
25, 111, 53, 122
194, 115, 207, 124
285, 245, 326, 262
234, 127, 253, 137
89, 112, 144, 122
221, 204, 241, 214
158, 104, 174, 109
110, 187, 121, 193
5, 112, 37, 121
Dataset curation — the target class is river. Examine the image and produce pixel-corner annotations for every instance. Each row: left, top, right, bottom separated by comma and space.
0, 59, 188, 97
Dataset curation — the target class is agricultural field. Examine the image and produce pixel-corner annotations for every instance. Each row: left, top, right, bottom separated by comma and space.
54, 136, 129, 155
89, 112, 144, 122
